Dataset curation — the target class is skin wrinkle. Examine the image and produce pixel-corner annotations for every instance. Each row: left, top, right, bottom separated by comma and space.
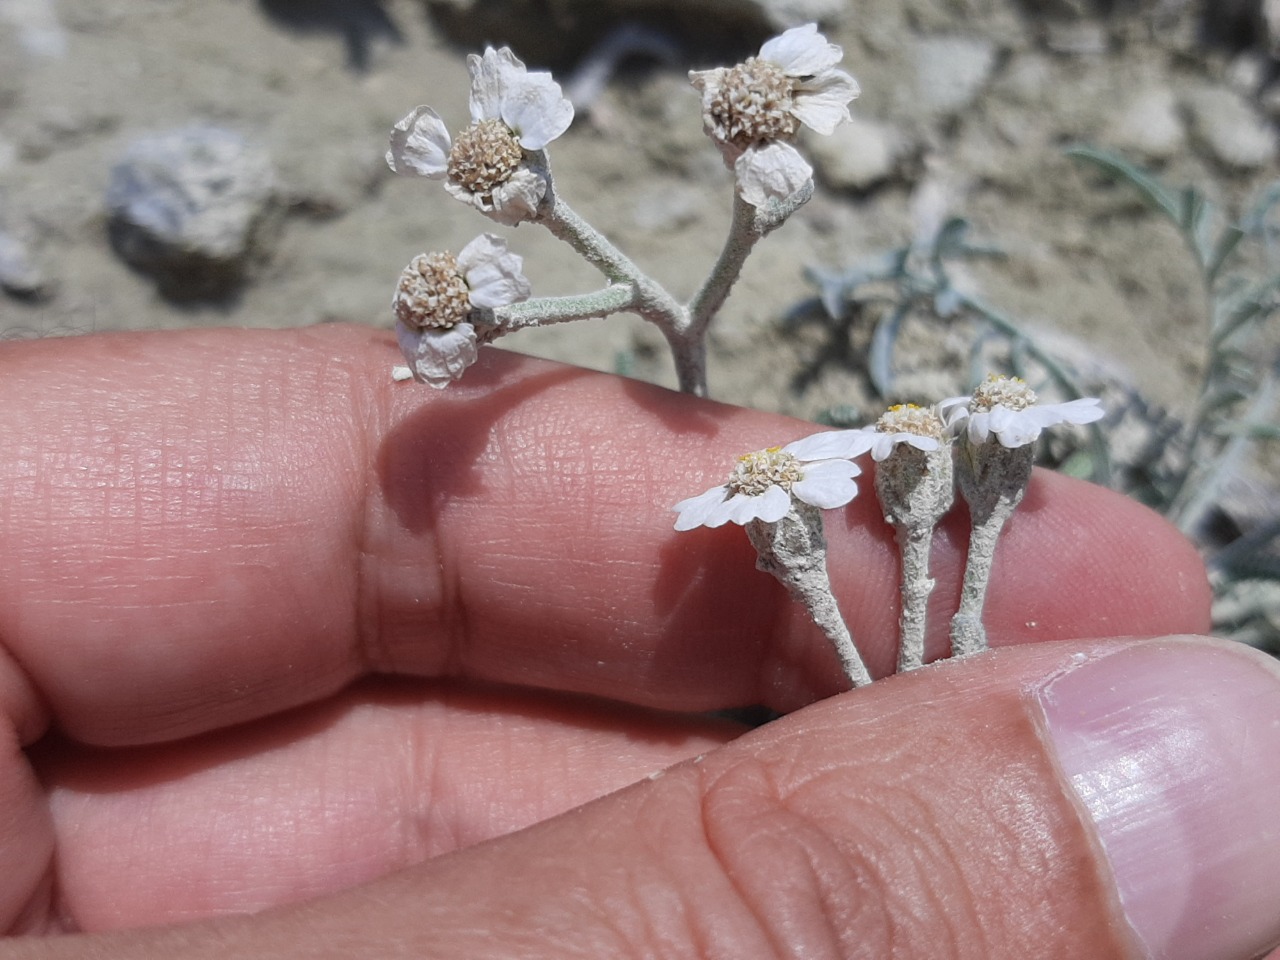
0, 333, 369, 745
688, 656, 1130, 959
623, 827, 702, 959
630, 770, 767, 960
699, 754, 868, 960
353, 342, 402, 681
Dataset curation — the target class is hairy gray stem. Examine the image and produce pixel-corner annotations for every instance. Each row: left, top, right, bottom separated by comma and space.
746, 504, 873, 689
688, 184, 813, 341
950, 441, 1034, 657
521, 150, 810, 396
489, 284, 637, 330
893, 525, 935, 671
875, 444, 954, 671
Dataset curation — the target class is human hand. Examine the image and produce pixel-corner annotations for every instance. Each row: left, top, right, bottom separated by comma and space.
1, 325, 1276, 959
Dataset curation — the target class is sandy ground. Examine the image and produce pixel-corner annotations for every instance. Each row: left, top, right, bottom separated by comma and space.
1, 0, 1276, 499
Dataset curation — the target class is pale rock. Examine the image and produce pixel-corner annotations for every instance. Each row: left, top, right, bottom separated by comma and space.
808, 115, 904, 192
630, 181, 705, 231
0, 0, 67, 58
751, 0, 847, 28
1042, 20, 1108, 55
914, 36, 998, 116
105, 126, 281, 300
0, 229, 52, 300
1185, 85, 1277, 170
1104, 86, 1186, 161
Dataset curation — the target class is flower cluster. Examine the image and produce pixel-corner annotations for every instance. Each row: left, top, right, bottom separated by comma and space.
385, 25, 860, 397
674, 377, 1101, 532
672, 377, 1103, 682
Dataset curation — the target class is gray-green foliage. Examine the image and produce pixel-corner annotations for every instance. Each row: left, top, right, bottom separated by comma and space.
793, 211, 1111, 485
793, 147, 1280, 652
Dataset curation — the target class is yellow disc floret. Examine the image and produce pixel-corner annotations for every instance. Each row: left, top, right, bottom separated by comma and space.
875, 403, 944, 438
728, 446, 804, 496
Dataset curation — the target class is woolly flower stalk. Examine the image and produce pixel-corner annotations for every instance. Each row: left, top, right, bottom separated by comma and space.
673, 432, 871, 688
859, 405, 954, 672
393, 233, 530, 388
944, 375, 1104, 657
689, 23, 859, 208
387, 47, 574, 225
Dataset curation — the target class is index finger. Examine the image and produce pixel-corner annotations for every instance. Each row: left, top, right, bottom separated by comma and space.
0, 325, 1210, 745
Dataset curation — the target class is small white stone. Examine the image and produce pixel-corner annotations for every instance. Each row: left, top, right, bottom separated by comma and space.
1186, 85, 1277, 170
1104, 86, 1186, 162
914, 36, 997, 116
808, 115, 904, 191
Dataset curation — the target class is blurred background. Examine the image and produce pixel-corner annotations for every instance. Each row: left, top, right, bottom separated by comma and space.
1, 0, 1277, 644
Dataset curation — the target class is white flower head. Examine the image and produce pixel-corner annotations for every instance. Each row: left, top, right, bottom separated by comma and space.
393, 233, 531, 388
833, 404, 949, 462
386, 47, 574, 225
940, 375, 1105, 449
672, 432, 862, 531
689, 23, 859, 207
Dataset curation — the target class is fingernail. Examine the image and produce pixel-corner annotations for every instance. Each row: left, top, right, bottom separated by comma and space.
1037, 638, 1280, 960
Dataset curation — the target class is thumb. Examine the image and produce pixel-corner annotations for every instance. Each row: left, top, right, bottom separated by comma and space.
13, 637, 1280, 960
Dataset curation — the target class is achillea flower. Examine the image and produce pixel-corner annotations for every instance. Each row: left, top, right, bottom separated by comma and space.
813, 404, 945, 462
394, 233, 530, 388
387, 47, 574, 225
940, 375, 1104, 448
672, 432, 861, 530
689, 23, 858, 207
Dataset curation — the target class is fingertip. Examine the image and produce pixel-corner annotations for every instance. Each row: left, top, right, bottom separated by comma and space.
1036, 637, 1280, 960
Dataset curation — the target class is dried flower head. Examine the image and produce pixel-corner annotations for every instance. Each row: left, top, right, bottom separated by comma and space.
690, 23, 858, 207
394, 233, 531, 388
394, 252, 471, 330
940, 375, 1105, 448
387, 47, 574, 225
673, 432, 862, 530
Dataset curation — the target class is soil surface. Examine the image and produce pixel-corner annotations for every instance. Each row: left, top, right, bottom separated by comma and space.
1, 0, 1277, 549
